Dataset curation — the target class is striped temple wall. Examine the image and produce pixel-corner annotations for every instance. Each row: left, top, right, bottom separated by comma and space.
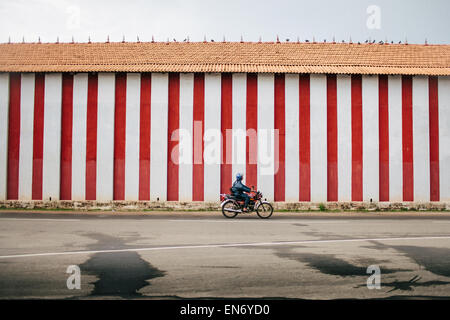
0, 72, 449, 204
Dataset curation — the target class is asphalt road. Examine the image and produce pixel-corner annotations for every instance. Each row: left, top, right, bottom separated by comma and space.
1, 211, 450, 299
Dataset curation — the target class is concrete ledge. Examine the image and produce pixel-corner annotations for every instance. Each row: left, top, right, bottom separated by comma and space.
0, 200, 448, 212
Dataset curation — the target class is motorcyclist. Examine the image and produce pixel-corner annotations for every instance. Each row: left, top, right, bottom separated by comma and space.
231, 173, 251, 212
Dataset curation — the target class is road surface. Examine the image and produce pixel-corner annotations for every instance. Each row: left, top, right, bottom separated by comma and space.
1, 211, 450, 299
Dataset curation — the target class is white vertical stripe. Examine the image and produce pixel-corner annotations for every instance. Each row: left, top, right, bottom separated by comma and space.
42, 73, 62, 200
124, 73, 141, 201
204, 73, 221, 202
257, 73, 275, 201
388, 76, 403, 202
232, 73, 246, 180
178, 73, 194, 201
284, 74, 300, 202
71, 73, 88, 201
337, 75, 352, 201
96, 73, 115, 201
0, 73, 9, 200
310, 74, 327, 202
362, 75, 379, 202
412, 76, 430, 202
438, 76, 450, 201
18, 73, 35, 200
150, 73, 169, 201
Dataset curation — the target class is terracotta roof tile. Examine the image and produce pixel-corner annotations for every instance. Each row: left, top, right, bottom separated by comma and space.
0, 42, 449, 75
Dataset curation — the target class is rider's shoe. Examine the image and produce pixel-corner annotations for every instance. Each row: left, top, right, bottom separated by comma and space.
242, 208, 249, 213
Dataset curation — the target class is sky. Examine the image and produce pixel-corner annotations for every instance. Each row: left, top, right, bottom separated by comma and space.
0, 0, 449, 44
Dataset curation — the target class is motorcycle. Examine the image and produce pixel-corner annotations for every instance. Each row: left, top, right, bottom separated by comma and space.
220, 189, 273, 219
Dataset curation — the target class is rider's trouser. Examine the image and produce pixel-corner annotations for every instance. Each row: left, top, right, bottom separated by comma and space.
233, 193, 250, 208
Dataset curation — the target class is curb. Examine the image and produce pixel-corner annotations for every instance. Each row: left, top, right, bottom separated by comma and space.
2, 209, 450, 219
1, 200, 449, 212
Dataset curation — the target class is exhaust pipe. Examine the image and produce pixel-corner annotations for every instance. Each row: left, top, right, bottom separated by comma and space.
223, 208, 242, 213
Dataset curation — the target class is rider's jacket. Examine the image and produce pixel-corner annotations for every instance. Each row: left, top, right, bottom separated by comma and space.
231, 180, 251, 195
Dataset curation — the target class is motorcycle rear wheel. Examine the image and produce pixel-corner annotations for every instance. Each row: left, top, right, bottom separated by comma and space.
222, 200, 239, 218
256, 202, 273, 219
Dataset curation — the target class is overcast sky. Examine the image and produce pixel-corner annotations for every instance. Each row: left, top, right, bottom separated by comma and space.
0, 0, 449, 44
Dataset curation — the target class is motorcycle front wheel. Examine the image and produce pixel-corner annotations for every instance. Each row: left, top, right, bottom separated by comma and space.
256, 202, 273, 219
222, 200, 239, 218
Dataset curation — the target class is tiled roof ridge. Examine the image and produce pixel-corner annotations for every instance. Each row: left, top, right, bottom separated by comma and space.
3, 62, 448, 69
0, 41, 448, 46
1, 41, 449, 75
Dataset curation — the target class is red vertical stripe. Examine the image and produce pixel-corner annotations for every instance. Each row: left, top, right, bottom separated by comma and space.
351, 75, 363, 201
246, 73, 258, 189
429, 76, 440, 201
299, 74, 310, 201
32, 73, 45, 200
402, 75, 414, 201
167, 73, 180, 201
85, 73, 98, 200
274, 73, 285, 202
139, 73, 151, 201
193, 73, 205, 201
6, 73, 21, 200
220, 73, 233, 195
60, 74, 74, 200
327, 74, 338, 201
60, 73, 73, 200
113, 73, 127, 200
378, 75, 390, 201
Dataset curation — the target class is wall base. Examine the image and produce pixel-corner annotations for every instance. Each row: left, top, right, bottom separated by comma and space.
0, 200, 449, 211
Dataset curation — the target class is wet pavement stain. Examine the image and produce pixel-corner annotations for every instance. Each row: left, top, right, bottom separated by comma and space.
79, 232, 165, 298
364, 242, 450, 278
282, 252, 368, 276
198, 265, 241, 269
292, 223, 308, 227
235, 242, 409, 277
361, 241, 393, 251
354, 242, 450, 295
299, 230, 352, 240
354, 275, 450, 293
389, 245, 450, 278
274, 249, 408, 277
237, 243, 409, 277
80, 251, 165, 297
76, 232, 144, 251
353, 257, 392, 266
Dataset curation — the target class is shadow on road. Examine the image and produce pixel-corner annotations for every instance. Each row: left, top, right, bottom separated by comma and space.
79, 233, 166, 298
